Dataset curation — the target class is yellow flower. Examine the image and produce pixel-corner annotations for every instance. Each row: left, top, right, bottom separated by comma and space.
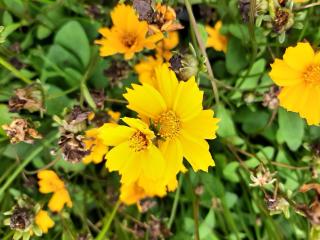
83, 128, 109, 164
206, 21, 228, 53
95, 4, 163, 60
107, 110, 121, 123
269, 42, 320, 125
155, 31, 179, 60
135, 56, 163, 85
124, 64, 219, 190
38, 170, 73, 212
35, 210, 54, 234
98, 117, 167, 196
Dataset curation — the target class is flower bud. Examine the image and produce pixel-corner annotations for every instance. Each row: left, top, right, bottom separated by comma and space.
169, 53, 201, 81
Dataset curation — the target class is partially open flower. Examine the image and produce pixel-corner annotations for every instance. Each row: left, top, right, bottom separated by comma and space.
2, 118, 42, 144
8, 83, 44, 114
148, 4, 184, 34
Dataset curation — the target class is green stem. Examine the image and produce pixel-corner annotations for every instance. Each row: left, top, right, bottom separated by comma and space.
0, 56, 32, 84
95, 200, 121, 240
167, 174, 183, 229
192, 190, 200, 240
0, 132, 58, 199
184, 0, 220, 105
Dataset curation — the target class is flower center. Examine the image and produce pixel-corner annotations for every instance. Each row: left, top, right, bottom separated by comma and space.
303, 64, 320, 84
129, 131, 149, 152
122, 34, 137, 48
155, 110, 181, 140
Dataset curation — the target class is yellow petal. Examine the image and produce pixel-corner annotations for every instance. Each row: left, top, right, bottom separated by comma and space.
173, 77, 203, 121
35, 210, 54, 234
141, 145, 166, 181
98, 125, 134, 146
283, 42, 315, 72
182, 109, 219, 140
269, 59, 303, 86
179, 130, 215, 171
124, 84, 167, 119
48, 188, 72, 212
105, 141, 133, 172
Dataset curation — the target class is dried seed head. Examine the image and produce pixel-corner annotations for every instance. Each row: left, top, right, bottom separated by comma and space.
273, 8, 294, 33
58, 132, 90, 163
262, 86, 280, 110
10, 207, 33, 230
88, 89, 105, 110
104, 60, 130, 87
250, 165, 277, 188
2, 118, 42, 144
169, 52, 201, 81
9, 83, 44, 113
238, 0, 268, 22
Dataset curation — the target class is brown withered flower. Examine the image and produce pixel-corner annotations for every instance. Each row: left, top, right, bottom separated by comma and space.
273, 8, 294, 33
58, 132, 90, 164
133, 0, 154, 22
149, 4, 184, 34
104, 60, 130, 87
262, 86, 280, 110
297, 183, 320, 225
2, 118, 42, 144
9, 83, 44, 113
238, 0, 268, 22
89, 89, 105, 110
9, 207, 33, 230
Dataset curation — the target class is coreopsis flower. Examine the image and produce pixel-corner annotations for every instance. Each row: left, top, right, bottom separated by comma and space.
206, 21, 228, 53
269, 42, 320, 125
98, 117, 167, 196
95, 4, 163, 60
124, 64, 219, 190
155, 31, 179, 60
37, 170, 72, 212
149, 4, 183, 34
135, 56, 163, 85
35, 210, 54, 234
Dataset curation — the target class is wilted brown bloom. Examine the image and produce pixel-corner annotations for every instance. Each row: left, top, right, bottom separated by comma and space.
238, 0, 268, 22
9, 83, 44, 113
133, 0, 153, 22
10, 207, 33, 230
250, 165, 277, 187
62, 106, 93, 133
262, 86, 280, 110
149, 4, 184, 34
273, 8, 294, 33
88, 89, 105, 110
58, 132, 90, 163
297, 183, 320, 225
104, 60, 130, 87
2, 118, 42, 144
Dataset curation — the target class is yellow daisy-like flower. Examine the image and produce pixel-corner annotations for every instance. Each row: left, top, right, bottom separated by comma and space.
206, 21, 228, 53
269, 42, 320, 125
155, 31, 179, 60
83, 128, 109, 164
135, 56, 163, 85
38, 170, 73, 212
98, 117, 167, 196
124, 64, 219, 190
35, 210, 54, 234
95, 4, 163, 60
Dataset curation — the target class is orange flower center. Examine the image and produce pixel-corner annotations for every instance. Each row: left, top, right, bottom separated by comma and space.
122, 34, 137, 48
129, 131, 149, 152
303, 64, 320, 84
156, 110, 181, 140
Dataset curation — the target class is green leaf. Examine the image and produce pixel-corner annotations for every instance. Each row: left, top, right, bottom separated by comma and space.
216, 104, 237, 137
3, 0, 26, 17
54, 21, 90, 68
45, 85, 72, 115
226, 37, 249, 74
36, 25, 52, 40
197, 23, 208, 45
278, 108, 305, 151
0, 104, 17, 136
223, 162, 240, 183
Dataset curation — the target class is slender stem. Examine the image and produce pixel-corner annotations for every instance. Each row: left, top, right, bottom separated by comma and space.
167, 174, 183, 229
295, 1, 320, 10
0, 132, 58, 199
184, 0, 220, 104
95, 199, 121, 240
0, 56, 32, 84
192, 189, 200, 240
